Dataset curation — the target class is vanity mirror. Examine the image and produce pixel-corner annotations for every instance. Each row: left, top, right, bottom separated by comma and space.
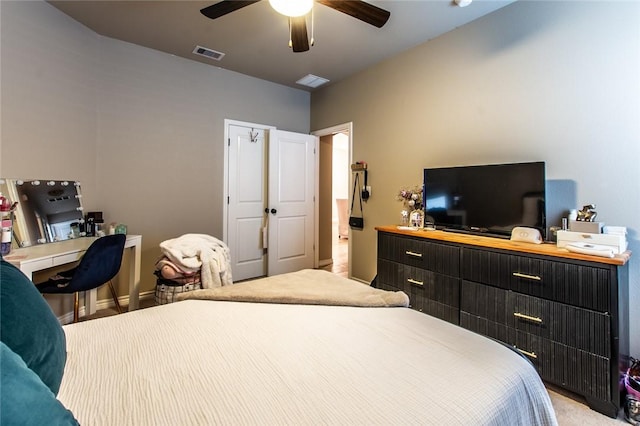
0, 178, 84, 247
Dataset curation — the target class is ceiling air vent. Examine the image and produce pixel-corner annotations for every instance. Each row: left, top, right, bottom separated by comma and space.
193, 45, 225, 61
296, 74, 329, 88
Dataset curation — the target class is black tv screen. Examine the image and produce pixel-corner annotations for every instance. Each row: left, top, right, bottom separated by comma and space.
423, 161, 546, 239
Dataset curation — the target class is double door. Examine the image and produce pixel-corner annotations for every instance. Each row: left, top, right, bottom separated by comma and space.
227, 122, 317, 281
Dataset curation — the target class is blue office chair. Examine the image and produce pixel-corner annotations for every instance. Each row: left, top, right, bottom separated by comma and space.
36, 234, 126, 322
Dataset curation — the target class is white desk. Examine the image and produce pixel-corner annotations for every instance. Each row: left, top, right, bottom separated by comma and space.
4, 234, 142, 314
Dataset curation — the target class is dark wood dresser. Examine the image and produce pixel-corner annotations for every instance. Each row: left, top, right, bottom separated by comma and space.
375, 225, 631, 418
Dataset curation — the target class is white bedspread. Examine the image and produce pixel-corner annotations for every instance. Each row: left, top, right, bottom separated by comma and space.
59, 300, 557, 425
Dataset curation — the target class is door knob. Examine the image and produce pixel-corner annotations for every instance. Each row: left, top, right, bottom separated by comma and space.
270, 208, 277, 215
264, 208, 269, 214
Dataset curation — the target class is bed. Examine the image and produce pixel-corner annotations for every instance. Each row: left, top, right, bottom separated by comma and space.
0, 262, 558, 425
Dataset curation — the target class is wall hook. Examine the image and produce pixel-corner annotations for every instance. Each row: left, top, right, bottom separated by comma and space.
249, 128, 258, 143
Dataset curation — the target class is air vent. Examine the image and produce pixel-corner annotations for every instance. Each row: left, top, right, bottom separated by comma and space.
193, 45, 225, 61
296, 74, 330, 88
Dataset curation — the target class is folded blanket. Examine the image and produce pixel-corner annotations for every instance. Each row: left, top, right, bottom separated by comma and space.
177, 269, 409, 308
159, 234, 232, 289
155, 258, 199, 279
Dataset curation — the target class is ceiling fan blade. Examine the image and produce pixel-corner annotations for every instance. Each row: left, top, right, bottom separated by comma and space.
200, 0, 260, 20
316, 0, 390, 28
290, 16, 310, 53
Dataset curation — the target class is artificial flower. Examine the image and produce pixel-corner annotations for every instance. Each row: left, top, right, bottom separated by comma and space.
397, 185, 423, 210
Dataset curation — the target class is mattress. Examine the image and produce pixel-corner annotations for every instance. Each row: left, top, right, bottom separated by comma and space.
59, 292, 557, 425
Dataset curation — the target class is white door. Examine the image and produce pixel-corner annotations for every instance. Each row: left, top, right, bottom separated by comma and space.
227, 124, 267, 281
267, 130, 317, 276
226, 123, 317, 281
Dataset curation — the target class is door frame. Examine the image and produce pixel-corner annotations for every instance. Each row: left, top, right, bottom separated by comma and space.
311, 122, 353, 278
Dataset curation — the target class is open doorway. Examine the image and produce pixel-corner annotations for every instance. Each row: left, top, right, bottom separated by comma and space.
313, 123, 352, 278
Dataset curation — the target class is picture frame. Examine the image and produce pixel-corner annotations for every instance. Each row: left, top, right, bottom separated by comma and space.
409, 209, 424, 229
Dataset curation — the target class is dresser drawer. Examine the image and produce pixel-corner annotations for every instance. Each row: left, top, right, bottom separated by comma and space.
377, 259, 460, 307
376, 258, 460, 324
378, 232, 460, 277
52, 252, 83, 266
377, 232, 402, 262
461, 280, 610, 357
403, 265, 460, 309
460, 313, 611, 401
461, 247, 612, 311
376, 258, 402, 291
405, 267, 460, 324
411, 296, 459, 325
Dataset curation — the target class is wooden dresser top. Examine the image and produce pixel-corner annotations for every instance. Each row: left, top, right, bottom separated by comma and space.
375, 225, 631, 266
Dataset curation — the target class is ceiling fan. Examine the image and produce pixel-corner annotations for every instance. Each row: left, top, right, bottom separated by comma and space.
200, 0, 391, 53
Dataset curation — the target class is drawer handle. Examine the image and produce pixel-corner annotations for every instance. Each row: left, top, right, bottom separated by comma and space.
407, 278, 424, 286
512, 272, 541, 281
515, 347, 538, 359
405, 251, 423, 258
513, 312, 543, 324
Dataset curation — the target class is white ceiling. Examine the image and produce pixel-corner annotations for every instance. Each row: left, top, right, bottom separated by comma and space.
48, 0, 515, 91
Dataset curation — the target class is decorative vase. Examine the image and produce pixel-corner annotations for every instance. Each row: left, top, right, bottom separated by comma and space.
400, 209, 409, 226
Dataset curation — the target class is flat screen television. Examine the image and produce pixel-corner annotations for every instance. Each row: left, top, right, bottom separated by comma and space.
423, 161, 546, 239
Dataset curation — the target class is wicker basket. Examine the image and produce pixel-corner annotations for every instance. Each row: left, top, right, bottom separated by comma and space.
153, 270, 202, 305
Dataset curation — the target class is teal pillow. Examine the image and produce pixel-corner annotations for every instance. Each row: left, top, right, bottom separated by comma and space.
1, 342, 78, 425
0, 259, 67, 395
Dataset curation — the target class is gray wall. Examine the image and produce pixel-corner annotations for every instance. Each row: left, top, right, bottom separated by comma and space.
311, 1, 640, 355
0, 0, 100, 201
0, 1, 310, 297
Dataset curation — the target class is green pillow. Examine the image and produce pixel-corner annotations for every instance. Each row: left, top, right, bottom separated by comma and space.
0, 259, 67, 395
1, 342, 78, 425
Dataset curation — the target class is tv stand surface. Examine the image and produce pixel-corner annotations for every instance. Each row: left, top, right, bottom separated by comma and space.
375, 225, 631, 418
442, 227, 510, 240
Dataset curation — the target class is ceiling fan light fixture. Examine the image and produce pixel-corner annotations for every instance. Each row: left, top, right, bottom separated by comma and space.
269, 0, 313, 17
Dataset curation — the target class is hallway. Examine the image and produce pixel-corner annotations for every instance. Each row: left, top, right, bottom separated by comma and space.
320, 223, 348, 278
